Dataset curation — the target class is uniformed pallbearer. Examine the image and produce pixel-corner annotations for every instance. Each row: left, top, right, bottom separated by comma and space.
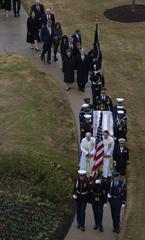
91, 171, 108, 232
73, 170, 89, 231
108, 171, 127, 233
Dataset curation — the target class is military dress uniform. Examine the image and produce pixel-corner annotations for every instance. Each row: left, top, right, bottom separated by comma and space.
90, 68, 105, 110
114, 117, 127, 140
91, 178, 108, 231
96, 94, 113, 111
73, 171, 89, 231
113, 141, 129, 176
108, 173, 127, 233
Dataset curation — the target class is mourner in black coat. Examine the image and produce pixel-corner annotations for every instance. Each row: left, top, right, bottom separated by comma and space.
41, 20, 54, 64
13, 0, 21, 17
72, 29, 82, 47
65, 36, 77, 57
31, 0, 45, 29
53, 22, 63, 61
26, 11, 40, 50
113, 138, 129, 176
76, 49, 90, 92
63, 49, 75, 90
43, 8, 55, 26
96, 88, 113, 111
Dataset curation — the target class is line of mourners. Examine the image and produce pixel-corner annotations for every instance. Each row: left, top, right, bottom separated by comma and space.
25, 0, 129, 236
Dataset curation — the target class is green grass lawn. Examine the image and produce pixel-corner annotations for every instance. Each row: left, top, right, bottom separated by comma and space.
0, 54, 77, 239
23, 0, 145, 239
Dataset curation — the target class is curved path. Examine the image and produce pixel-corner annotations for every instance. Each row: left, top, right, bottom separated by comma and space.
0, 6, 124, 240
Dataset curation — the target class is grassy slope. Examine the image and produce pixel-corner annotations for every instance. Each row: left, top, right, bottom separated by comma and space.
0, 54, 77, 239
23, 0, 145, 239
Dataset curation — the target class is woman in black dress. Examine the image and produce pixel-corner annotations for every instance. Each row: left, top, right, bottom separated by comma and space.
53, 22, 63, 62
3, 0, 11, 17
63, 49, 75, 91
26, 11, 40, 51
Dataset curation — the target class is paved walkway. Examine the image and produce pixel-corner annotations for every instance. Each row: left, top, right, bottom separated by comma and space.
0, 6, 124, 240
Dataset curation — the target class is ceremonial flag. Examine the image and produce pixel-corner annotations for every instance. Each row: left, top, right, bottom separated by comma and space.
93, 23, 101, 59
92, 111, 104, 177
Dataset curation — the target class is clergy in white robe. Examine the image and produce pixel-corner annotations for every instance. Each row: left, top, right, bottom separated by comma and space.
103, 130, 114, 178
80, 132, 96, 177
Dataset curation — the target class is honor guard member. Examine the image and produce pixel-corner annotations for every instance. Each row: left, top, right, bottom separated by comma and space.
96, 88, 113, 111
113, 138, 129, 178
114, 110, 127, 140
73, 170, 89, 231
79, 104, 91, 135
108, 171, 127, 233
80, 114, 93, 141
113, 98, 126, 121
91, 171, 108, 232
90, 65, 105, 110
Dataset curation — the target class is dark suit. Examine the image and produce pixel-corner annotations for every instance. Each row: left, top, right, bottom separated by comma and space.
76, 54, 90, 91
43, 13, 55, 26
31, 3, 45, 29
72, 33, 82, 46
113, 146, 129, 176
65, 43, 77, 56
13, 0, 20, 16
41, 26, 54, 63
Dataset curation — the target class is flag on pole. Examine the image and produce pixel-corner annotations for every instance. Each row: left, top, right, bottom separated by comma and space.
93, 22, 102, 70
92, 111, 104, 177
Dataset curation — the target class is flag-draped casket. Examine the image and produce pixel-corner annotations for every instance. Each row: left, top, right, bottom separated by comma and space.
93, 111, 114, 137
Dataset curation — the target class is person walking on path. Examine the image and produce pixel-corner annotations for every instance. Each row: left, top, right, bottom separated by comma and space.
63, 49, 75, 91
41, 20, 54, 64
108, 171, 127, 233
73, 170, 89, 232
26, 11, 40, 50
12, 0, 21, 17
91, 171, 108, 232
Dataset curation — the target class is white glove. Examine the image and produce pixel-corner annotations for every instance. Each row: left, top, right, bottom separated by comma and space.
122, 204, 125, 208
104, 203, 107, 208
73, 194, 77, 200
107, 193, 111, 199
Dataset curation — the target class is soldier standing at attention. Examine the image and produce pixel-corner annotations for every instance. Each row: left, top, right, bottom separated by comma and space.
108, 171, 127, 233
73, 170, 89, 231
91, 171, 108, 232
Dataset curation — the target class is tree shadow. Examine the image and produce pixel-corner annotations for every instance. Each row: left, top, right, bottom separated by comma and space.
104, 4, 145, 23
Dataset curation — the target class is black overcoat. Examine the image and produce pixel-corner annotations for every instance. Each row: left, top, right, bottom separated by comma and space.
3, 0, 11, 10
63, 56, 75, 83
76, 54, 90, 84
113, 145, 129, 175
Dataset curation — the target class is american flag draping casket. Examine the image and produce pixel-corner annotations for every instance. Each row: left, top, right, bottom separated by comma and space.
93, 111, 114, 137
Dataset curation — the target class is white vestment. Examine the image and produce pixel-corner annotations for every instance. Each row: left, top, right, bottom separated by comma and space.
103, 136, 114, 178
80, 137, 96, 176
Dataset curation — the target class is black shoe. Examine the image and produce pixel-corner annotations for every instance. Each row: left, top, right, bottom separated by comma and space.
54, 57, 58, 62
76, 224, 80, 229
81, 227, 85, 232
93, 225, 98, 230
47, 61, 51, 64
116, 228, 120, 234
99, 226, 104, 232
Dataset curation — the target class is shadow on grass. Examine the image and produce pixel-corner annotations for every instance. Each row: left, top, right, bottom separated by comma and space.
104, 4, 145, 23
